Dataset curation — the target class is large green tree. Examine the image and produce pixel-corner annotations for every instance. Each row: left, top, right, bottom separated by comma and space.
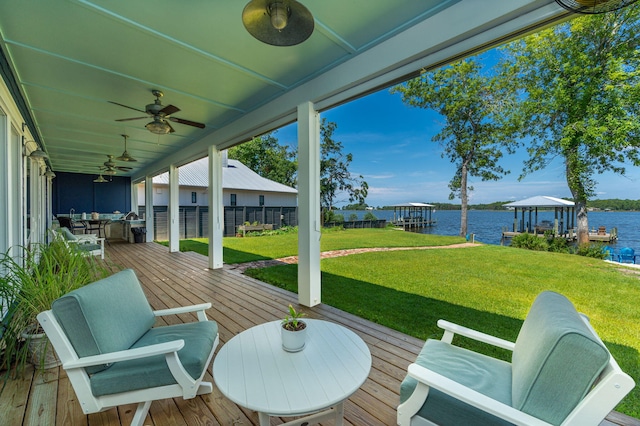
392, 59, 516, 236
228, 132, 297, 187
320, 119, 368, 215
228, 121, 368, 215
500, 7, 640, 244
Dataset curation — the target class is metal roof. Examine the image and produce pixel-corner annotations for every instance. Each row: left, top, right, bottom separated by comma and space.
153, 158, 297, 194
503, 196, 574, 208
392, 202, 435, 207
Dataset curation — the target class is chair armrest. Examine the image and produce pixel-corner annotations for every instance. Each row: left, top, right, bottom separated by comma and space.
63, 340, 185, 369
437, 319, 515, 351
154, 302, 212, 322
406, 363, 551, 426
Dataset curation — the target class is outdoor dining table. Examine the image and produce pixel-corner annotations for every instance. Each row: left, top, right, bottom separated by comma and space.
80, 218, 111, 240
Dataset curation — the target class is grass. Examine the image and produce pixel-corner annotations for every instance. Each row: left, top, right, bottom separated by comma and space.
161, 229, 640, 416
159, 228, 465, 263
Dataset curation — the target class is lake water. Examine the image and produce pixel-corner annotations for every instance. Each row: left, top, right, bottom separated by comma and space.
339, 209, 640, 251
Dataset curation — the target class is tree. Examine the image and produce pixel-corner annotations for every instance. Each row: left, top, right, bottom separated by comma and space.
392, 59, 516, 236
320, 119, 368, 217
228, 132, 297, 187
500, 7, 640, 244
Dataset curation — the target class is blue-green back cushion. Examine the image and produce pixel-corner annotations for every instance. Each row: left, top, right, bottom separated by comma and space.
51, 269, 155, 373
58, 227, 76, 241
400, 339, 514, 426
512, 291, 609, 425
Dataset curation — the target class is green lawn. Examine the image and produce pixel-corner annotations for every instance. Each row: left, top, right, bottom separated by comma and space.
161, 228, 465, 263
162, 229, 640, 416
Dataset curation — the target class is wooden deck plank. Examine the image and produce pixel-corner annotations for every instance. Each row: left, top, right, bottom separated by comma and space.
5, 240, 636, 426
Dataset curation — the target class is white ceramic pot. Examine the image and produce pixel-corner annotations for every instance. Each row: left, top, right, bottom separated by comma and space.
281, 321, 307, 352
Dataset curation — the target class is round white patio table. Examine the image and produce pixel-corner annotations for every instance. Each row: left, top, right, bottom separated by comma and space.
213, 319, 372, 426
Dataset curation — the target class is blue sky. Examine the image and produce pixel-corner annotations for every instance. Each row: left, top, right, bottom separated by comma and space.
275, 86, 640, 208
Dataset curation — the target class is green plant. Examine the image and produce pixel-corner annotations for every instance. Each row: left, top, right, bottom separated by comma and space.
510, 233, 548, 251
348, 213, 359, 221
282, 304, 306, 331
363, 211, 378, 221
575, 242, 607, 259
0, 240, 112, 377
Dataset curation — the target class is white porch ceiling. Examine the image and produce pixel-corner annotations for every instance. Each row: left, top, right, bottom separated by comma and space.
0, 0, 569, 182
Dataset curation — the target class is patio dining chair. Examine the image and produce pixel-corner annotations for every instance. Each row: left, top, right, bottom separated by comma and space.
397, 291, 635, 426
618, 247, 637, 264
37, 269, 219, 426
57, 216, 86, 234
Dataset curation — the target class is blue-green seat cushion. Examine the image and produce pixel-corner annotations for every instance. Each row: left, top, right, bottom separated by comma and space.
512, 291, 609, 425
75, 243, 102, 252
51, 269, 155, 373
90, 320, 218, 396
400, 339, 514, 426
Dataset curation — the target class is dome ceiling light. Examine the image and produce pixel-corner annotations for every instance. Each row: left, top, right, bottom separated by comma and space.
242, 0, 314, 46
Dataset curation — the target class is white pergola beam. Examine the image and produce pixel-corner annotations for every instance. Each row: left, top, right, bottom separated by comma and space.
297, 102, 321, 307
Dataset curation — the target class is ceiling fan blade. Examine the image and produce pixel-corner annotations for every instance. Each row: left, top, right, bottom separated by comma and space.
169, 117, 206, 129
117, 166, 133, 171
160, 104, 180, 116
108, 101, 147, 114
116, 116, 148, 122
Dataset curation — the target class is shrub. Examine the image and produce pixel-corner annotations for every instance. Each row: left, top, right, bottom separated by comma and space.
348, 213, 359, 221
575, 242, 607, 259
363, 212, 378, 221
511, 233, 549, 251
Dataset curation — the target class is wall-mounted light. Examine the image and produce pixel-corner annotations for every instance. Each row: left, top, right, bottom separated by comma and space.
29, 146, 49, 159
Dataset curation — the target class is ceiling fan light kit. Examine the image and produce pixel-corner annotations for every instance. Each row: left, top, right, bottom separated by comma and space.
145, 118, 172, 135
242, 0, 314, 46
110, 89, 204, 135
554, 0, 638, 13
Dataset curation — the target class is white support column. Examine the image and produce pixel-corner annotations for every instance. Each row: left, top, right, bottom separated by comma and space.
130, 181, 138, 215
297, 101, 321, 307
208, 146, 224, 269
145, 176, 155, 242
168, 164, 179, 252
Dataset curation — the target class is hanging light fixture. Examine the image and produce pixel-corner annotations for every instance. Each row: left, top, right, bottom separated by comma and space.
93, 174, 108, 183
44, 168, 56, 179
145, 117, 172, 135
116, 134, 137, 162
554, 0, 638, 14
242, 0, 314, 46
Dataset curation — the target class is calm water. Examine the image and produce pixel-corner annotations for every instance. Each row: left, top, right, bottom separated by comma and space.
339, 209, 640, 251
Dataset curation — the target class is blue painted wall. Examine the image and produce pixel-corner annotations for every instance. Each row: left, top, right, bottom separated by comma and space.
52, 172, 131, 215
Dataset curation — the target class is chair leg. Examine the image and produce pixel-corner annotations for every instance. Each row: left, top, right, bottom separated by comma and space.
130, 400, 152, 426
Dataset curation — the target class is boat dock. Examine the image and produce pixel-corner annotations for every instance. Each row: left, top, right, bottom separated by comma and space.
391, 202, 436, 231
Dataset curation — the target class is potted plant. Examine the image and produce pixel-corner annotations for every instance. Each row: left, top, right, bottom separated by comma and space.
0, 239, 111, 377
281, 304, 307, 352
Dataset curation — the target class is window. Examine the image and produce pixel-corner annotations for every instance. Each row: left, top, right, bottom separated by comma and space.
259, 195, 265, 206
230, 193, 237, 206
191, 191, 197, 203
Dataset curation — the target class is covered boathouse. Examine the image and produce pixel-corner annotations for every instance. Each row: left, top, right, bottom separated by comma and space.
392, 202, 436, 231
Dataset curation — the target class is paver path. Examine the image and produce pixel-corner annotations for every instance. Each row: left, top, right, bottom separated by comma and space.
225, 242, 479, 274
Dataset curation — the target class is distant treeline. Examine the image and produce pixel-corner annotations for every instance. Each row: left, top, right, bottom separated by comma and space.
343, 199, 640, 211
